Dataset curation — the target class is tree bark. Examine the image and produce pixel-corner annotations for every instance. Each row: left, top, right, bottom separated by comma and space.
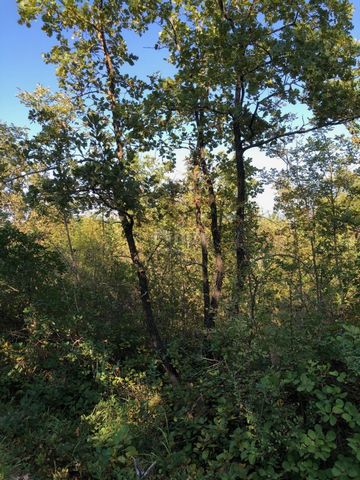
63, 213, 77, 276
121, 215, 179, 384
248, 271, 259, 326
291, 220, 306, 310
194, 110, 225, 327
329, 165, 344, 304
97, 28, 124, 165
218, 1, 247, 305
308, 207, 321, 308
198, 138, 225, 326
233, 112, 247, 302
193, 148, 212, 329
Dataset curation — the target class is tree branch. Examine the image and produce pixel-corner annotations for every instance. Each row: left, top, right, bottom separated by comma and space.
243, 117, 357, 151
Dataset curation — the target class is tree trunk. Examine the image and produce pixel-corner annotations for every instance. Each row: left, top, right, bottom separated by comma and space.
218, 4, 246, 307
194, 110, 225, 327
97, 28, 124, 164
308, 210, 321, 308
329, 166, 344, 305
98, 24, 179, 383
122, 215, 179, 384
193, 151, 212, 329
198, 146, 225, 325
291, 220, 306, 310
233, 114, 247, 303
248, 271, 259, 326
63, 214, 77, 275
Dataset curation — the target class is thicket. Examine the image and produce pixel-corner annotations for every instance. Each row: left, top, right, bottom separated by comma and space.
0, 0, 360, 478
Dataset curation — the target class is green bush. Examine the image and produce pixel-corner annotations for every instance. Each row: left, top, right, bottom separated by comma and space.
1, 321, 359, 479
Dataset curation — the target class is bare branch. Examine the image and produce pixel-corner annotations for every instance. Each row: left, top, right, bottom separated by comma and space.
243, 117, 357, 152
267, 12, 299, 36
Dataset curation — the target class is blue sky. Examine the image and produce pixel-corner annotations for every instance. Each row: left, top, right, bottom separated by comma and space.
1, 0, 359, 128
0, 0, 176, 127
0, 0, 359, 211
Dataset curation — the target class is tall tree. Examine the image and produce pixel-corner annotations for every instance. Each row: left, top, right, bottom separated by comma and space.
18, 0, 179, 382
18, 88, 80, 272
160, 0, 360, 304
152, 49, 226, 328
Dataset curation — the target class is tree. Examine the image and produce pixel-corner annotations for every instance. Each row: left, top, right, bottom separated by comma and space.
150, 41, 227, 328
18, 87, 81, 275
0, 122, 29, 223
0, 222, 64, 330
272, 134, 360, 317
159, 0, 360, 304
17, 0, 180, 382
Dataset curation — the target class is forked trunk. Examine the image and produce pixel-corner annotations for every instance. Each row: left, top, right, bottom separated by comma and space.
194, 110, 225, 327
199, 155, 225, 324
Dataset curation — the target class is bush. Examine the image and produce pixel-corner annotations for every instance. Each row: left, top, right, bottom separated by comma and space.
0, 321, 359, 479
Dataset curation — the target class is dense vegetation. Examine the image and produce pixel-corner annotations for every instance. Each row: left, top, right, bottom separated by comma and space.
0, 0, 359, 478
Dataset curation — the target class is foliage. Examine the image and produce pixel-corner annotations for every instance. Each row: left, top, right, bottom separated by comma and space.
0, 222, 65, 329
0, 133, 359, 478
0, 0, 359, 478
1, 318, 360, 479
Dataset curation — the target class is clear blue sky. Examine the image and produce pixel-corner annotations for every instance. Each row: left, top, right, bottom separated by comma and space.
1, 0, 359, 129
